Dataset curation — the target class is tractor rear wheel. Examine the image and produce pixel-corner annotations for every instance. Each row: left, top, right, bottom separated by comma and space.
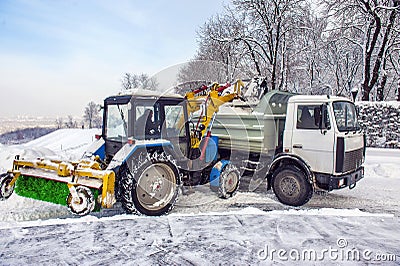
120, 152, 180, 216
0, 173, 15, 200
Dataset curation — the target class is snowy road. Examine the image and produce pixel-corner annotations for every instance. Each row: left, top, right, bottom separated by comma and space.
172, 147, 400, 217
1, 209, 399, 265
0, 130, 399, 264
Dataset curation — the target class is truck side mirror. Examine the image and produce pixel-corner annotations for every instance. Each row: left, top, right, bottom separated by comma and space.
320, 104, 331, 132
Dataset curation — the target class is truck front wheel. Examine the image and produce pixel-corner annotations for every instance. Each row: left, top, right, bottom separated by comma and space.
272, 166, 312, 206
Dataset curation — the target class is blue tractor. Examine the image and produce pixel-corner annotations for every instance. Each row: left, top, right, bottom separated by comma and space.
0, 82, 242, 216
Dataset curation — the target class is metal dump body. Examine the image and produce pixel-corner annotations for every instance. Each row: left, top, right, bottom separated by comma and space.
212, 113, 285, 154
212, 90, 295, 155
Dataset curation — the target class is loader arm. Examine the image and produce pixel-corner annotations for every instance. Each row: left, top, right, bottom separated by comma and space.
184, 80, 244, 149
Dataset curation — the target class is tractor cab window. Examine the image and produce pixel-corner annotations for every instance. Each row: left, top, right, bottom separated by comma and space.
106, 104, 129, 141
134, 103, 161, 139
164, 105, 187, 138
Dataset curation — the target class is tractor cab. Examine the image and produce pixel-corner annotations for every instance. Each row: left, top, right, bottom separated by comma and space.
102, 92, 191, 165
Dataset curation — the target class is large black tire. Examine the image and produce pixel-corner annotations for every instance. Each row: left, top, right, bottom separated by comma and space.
66, 186, 96, 216
218, 164, 240, 199
0, 173, 15, 201
120, 152, 180, 216
272, 166, 313, 206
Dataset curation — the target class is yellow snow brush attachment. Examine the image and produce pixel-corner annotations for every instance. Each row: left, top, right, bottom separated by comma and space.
2, 155, 116, 216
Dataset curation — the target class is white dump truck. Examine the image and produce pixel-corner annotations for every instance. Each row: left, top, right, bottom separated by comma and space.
212, 90, 365, 206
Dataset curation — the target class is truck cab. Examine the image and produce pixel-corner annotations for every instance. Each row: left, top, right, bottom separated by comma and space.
284, 95, 364, 191
213, 90, 365, 207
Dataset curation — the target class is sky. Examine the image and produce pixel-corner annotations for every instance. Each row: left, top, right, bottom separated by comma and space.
0, 0, 226, 117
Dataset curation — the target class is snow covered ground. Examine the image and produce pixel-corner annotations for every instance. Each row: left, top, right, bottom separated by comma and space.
0, 129, 399, 265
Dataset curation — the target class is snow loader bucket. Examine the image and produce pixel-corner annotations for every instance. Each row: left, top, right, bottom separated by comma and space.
2, 155, 116, 215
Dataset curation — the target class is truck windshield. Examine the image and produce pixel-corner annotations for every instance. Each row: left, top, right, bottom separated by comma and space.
332, 101, 360, 132
106, 104, 128, 141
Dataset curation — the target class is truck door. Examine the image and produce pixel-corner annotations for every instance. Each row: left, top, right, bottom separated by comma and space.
291, 103, 335, 174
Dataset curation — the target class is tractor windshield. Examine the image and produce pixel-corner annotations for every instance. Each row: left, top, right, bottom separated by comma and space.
332, 101, 360, 132
105, 103, 129, 141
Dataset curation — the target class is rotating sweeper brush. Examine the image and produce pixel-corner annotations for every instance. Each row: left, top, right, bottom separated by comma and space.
0, 155, 115, 215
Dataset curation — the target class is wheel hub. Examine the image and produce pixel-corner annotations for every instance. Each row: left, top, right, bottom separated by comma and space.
224, 172, 238, 193
136, 163, 176, 211
67, 186, 95, 216
150, 178, 163, 194
281, 176, 299, 196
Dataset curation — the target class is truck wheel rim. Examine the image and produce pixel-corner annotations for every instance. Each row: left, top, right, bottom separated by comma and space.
136, 163, 176, 211
224, 171, 238, 193
280, 176, 300, 197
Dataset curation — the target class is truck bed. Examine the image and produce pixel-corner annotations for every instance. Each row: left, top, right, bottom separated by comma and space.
212, 113, 286, 155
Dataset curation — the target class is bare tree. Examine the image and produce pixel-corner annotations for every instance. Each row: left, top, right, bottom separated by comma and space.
178, 11, 252, 84
65, 115, 78, 128
121, 73, 158, 91
287, 8, 333, 94
323, 0, 400, 100
231, 0, 309, 92
84, 101, 101, 129
185, 0, 400, 100
55, 117, 63, 129
186, 0, 310, 94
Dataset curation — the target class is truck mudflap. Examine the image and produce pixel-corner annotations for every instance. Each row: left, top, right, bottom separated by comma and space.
315, 167, 364, 191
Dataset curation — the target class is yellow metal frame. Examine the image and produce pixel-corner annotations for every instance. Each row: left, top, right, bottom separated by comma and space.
9, 157, 116, 209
